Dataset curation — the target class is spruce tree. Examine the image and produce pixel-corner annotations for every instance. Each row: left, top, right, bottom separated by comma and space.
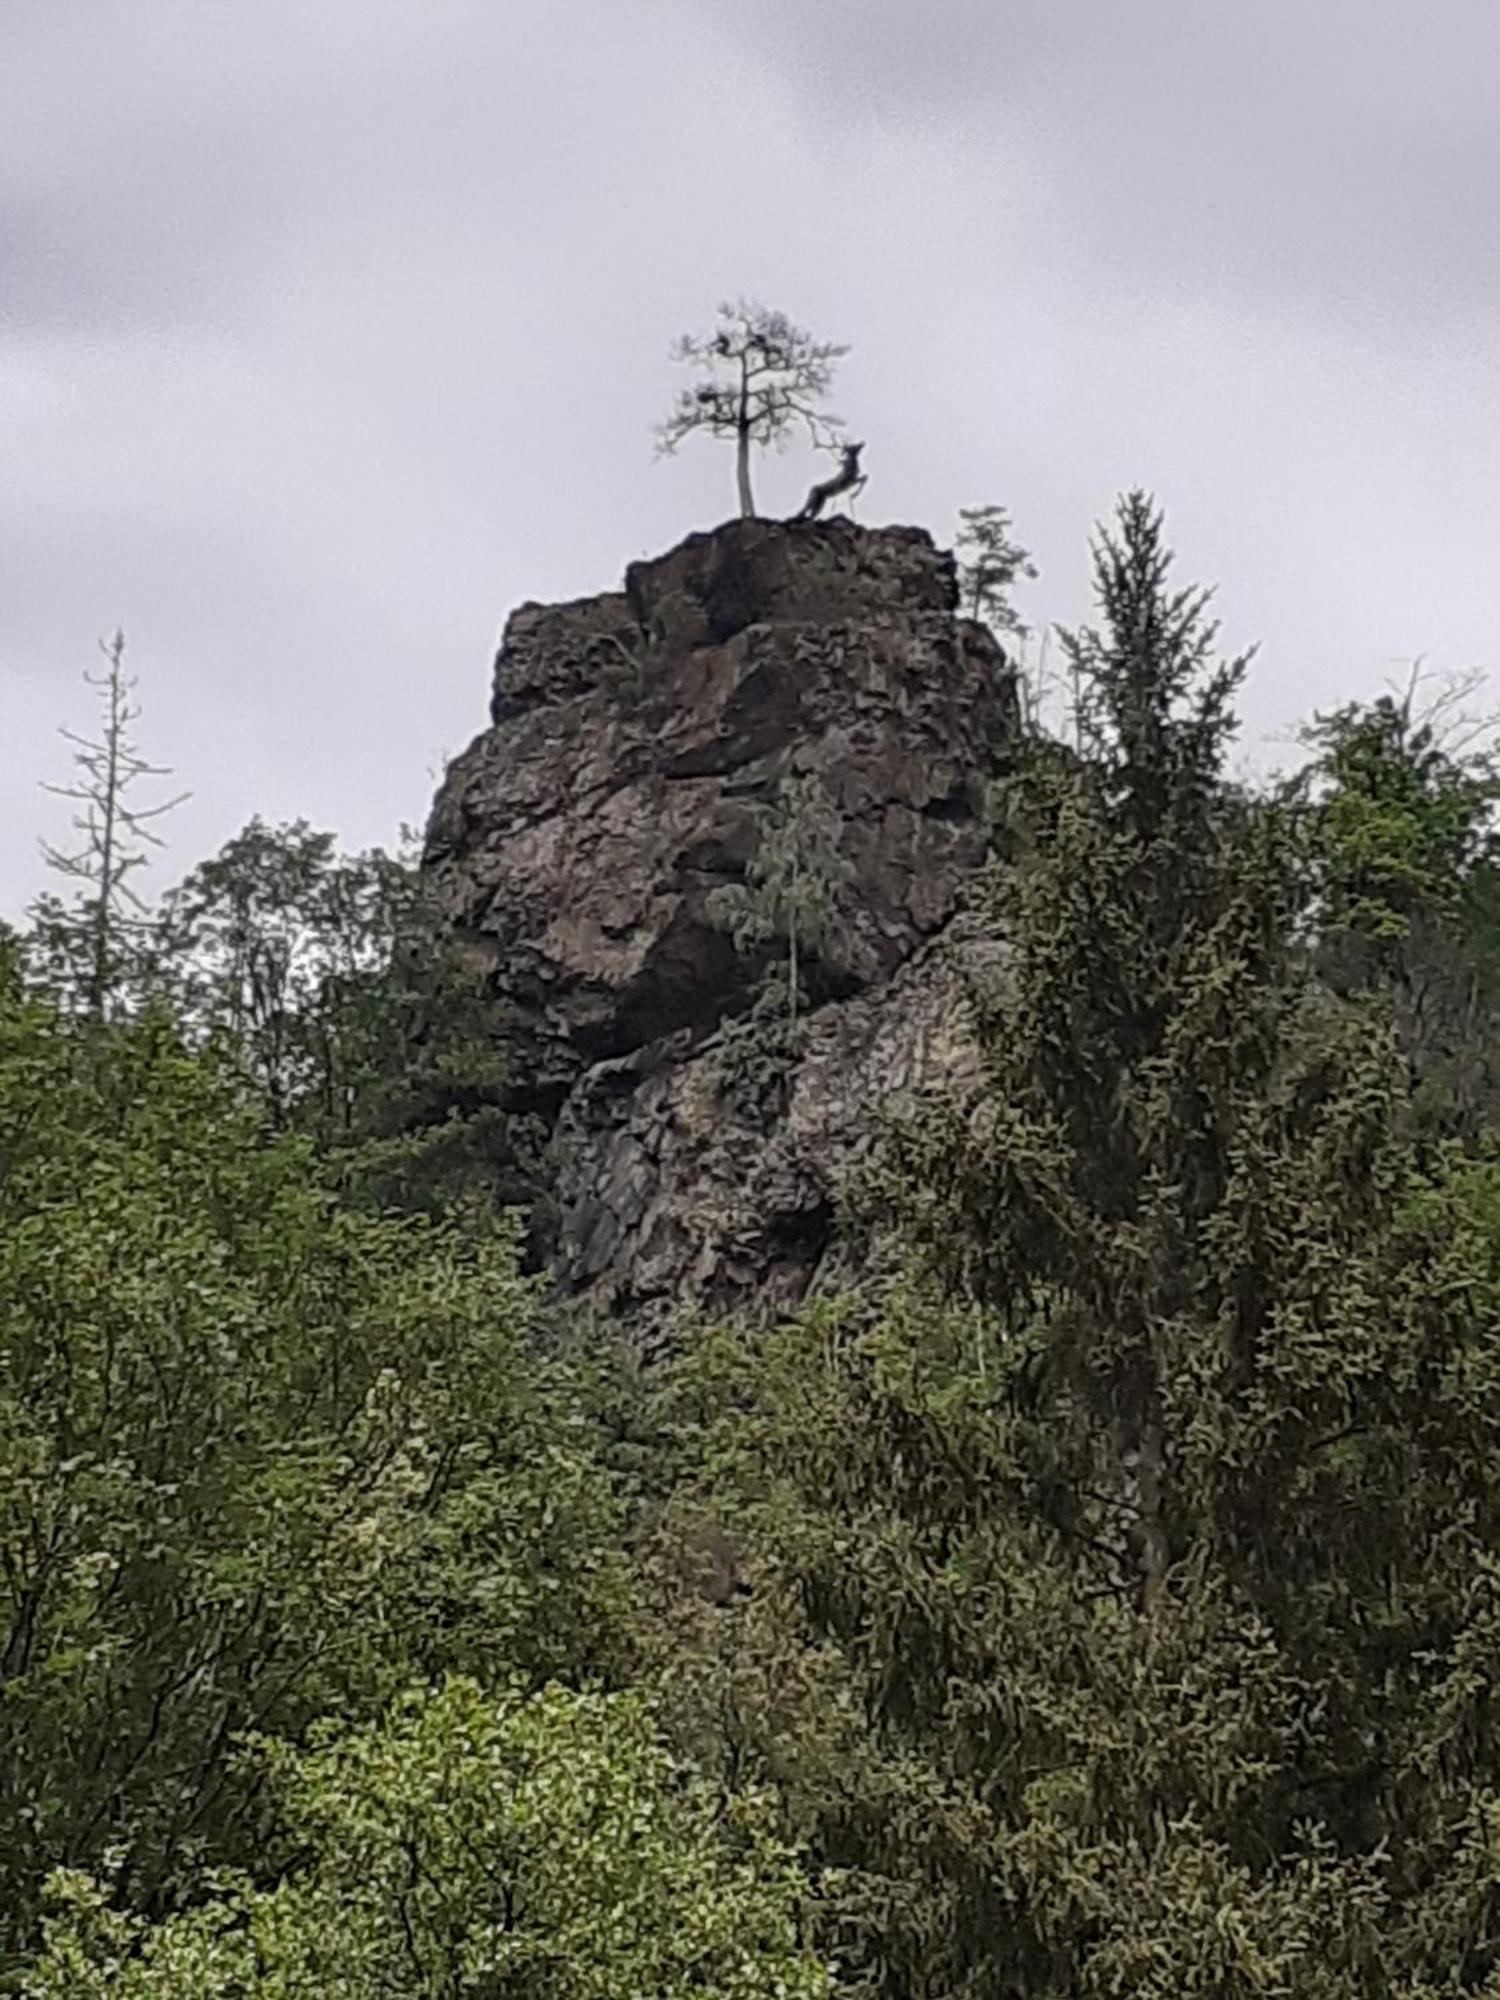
711, 771, 855, 1021
658, 494, 1500, 1997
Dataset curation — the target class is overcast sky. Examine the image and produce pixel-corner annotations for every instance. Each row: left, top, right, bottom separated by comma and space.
5, 0, 1499, 917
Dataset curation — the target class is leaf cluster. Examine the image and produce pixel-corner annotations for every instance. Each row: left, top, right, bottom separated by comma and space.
1302, 683, 1500, 946
26, 1679, 829, 2000
149, 818, 544, 1224
0, 978, 633, 1965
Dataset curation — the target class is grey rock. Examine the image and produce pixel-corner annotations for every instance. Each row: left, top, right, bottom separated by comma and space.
551, 918, 1007, 1347
421, 514, 1018, 1332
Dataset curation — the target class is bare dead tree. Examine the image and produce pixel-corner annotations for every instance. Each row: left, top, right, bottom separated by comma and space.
37, 631, 188, 1019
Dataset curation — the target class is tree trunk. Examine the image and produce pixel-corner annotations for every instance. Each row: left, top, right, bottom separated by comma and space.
736, 428, 754, 518
90, 641, 126, 1021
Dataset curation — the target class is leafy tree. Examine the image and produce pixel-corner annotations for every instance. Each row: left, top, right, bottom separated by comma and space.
25, 1679, 829, 2000
656, 300, 848, 519
154, 817, 396, 1123
652, 494, 1500, 1995
0, 970, 633, 1966
711, 771, 855, 1021
29, 632, 187, 1020
1303, 671, 1500, 949
154, 818, 542, 1222
1302, 672, 1500, 1127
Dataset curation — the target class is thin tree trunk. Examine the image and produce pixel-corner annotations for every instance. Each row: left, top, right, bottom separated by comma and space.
736, 353, 754, 516
90, 639, 126, 1021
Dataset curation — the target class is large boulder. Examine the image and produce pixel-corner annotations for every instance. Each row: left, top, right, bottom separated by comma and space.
421, 514, 1017, 1325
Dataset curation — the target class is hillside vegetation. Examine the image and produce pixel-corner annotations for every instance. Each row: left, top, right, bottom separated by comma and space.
9, 494, 1500, 1995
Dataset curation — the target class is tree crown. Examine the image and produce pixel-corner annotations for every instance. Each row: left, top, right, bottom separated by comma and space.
655, 299, 848, 460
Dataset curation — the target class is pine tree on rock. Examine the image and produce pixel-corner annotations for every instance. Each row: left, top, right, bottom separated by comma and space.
955, 503, 1036, 640
655, 300, 848, 519
711, 771, 855, 1021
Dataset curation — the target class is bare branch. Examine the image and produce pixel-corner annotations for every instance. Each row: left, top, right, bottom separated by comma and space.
32, 631, 189, 1018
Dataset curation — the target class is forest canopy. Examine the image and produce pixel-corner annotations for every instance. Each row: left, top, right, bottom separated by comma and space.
9, 491, 1500, 1995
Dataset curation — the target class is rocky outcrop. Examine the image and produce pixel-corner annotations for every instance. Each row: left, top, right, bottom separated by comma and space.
421, 515, 1017, 1335
550, 917, 1012, 1336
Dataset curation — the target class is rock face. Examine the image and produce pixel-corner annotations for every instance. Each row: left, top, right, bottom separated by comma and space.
422, 516, 1017, 1337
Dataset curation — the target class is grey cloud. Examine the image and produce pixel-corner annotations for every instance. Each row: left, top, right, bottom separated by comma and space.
0, 0, 534, 338
3, 0, 1498, 918
0, 169, 289, 336
720, 0, 1500, 329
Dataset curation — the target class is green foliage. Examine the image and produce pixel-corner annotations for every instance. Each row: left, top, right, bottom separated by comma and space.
25, 1678, 829, 2000
1303, 682, 1500, 1128
154, 816, 407, 1122
651, 494, 1500, 1995
23, 490, 1500, 1998
0, 977, 633, 1966
1303, 682, 1500, 947
710, 772, 855, 1021
954, 504, 1036, 640
153, 818, 543, 1222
